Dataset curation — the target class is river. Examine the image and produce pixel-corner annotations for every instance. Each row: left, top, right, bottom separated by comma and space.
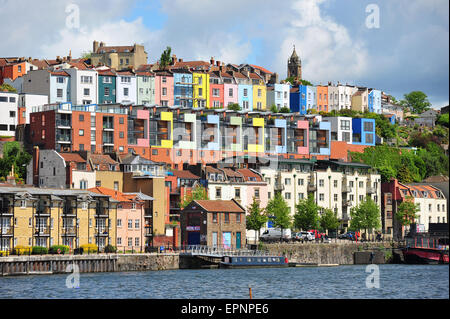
0, 265, 448, 299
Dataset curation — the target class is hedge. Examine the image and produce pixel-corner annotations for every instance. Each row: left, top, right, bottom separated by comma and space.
104, 245, 116, 253
32, 246, 48, 255
80, 244, 98, 253
12, 246, 32, 255
49, 245, 70, 255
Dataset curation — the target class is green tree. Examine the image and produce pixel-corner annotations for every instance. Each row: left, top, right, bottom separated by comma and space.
0, 142, 31, 183
270, 104, 279, 113
180, 185, 209, 208
279, 107, 291, 113
246, 197, 268, 244
294, 195, 320, 231
0, 83, 17, 93
80, 51, 91, 60
266, 192, 292, 235
320, 209, 340, 234
400, 91, 431, 114
349, 197, 381, 240
159, 46, 172, 70
396, 197, 420, 238
227, 103, 241, 111
437, 113, 449, 128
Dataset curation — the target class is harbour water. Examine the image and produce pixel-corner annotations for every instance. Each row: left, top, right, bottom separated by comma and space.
0, 264, 448, 299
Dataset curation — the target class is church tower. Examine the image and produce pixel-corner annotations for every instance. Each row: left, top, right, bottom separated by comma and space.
287, 45, 302, 80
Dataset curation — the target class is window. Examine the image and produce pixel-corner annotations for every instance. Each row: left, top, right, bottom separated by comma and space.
104, 87, 110, 97
128, 238, 133, 247
124, 88, 129, 96
244, 89, 248, 97
364, 121, 374, 131
135, 219, 140, 229
9, 111, 15, 118
83, 88, 90, 96
229, 88, 233, 97
119, 117, 124, 124
128, 219, 133, 229
117, 219, 122, 227
333, 180, 338, 188
359, 181, 364, 188
216, 187, 221, 199
57, 89, 63, 98
359, 195, 364, 202
132, 203, 136, 210
285, 178, 291, 185
119, 131, 124, 138
340, 120, 350, 130
114, 181, 119, 191
298, 193, 304, 200
235, 188, 240, 199
81, 76, 92, 84
162, 77, 167, 83
258, 89, 262, 97
319, 194, 324, 201
79, 129, 84, 136
96, 181, 101, 187
79, 144, 84, 151
224, 213, 230, 223
79, 114, 84, 122
334, 194, 338, 202
319, 179, 324, 187
236, 213, 241, 223
285, 192, 291, 200
298, 179, 304, 186
162, 88, 167, 96
198, 88, 202, 97
135, 237, 139, 247
213, 88, 220, 97
254, 188, 260, 199
212, 213, 218, 223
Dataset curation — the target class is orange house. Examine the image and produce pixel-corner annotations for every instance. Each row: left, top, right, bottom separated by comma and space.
0, 61, 28, 84
316, 86, 329, 113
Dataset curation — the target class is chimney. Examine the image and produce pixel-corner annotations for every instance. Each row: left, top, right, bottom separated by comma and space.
93, 40, 99, 53
172, 54, 177, 64
179, 58, 183, 62
33, 146, 40, 186
100, 42, 105, 47
216, 61, 220, 66
210, 57, 215, 65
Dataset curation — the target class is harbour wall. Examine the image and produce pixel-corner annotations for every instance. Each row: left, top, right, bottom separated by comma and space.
0, 253, 179, 276
262, 242, 398, 265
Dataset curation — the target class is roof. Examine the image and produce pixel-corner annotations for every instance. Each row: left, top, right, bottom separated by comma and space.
49, 70, 69, 77
205, 166, 223, 174
170, 169, 200, 179
59, 153, 86, 163
95, 45, 135, 54
250, 64, 272, 74
189, 200, 245, 213
88, 187, 151, 202
90, 154, 118, 165
221, 168, 243, 178
236, 168, 262, 181
97, 69, 117, 76
171, 61, 211, 70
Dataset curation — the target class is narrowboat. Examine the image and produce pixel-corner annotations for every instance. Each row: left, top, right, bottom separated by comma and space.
219, 255, 289, 269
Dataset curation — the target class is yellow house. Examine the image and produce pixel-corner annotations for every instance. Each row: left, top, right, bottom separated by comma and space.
251, 75, 267, 111
193, 72, 210, 108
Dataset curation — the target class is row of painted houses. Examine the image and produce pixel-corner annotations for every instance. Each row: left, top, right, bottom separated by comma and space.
23, 102, 377, 166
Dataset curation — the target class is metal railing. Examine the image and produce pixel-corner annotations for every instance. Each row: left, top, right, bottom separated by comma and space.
179, 245, 272, 257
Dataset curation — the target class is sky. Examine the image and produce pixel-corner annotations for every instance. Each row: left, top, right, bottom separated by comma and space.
0, 0, 448, 108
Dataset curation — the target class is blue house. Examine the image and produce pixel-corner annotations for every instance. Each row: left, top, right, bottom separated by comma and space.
97, 69, 116, 104
172, 69, 193, 108
289, 85, 307, 114
352, 118, 376, 146
368, 89, 381, 114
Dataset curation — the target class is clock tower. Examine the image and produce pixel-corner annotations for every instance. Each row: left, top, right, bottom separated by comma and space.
287, 45, 302, 81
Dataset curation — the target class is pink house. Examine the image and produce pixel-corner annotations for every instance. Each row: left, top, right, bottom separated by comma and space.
154, 70, 174, 106
296, 120, 309, 155
89, 187, 153, 252
222, 71, 238, 107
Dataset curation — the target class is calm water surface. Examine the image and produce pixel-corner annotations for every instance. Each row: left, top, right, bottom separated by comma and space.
0, 265, 448, 299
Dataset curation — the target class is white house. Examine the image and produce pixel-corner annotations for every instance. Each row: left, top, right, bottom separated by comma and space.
64, 68, 98, 105
116, 71, 137, 105
0, 91, 18, 137
323, 116, 353, 144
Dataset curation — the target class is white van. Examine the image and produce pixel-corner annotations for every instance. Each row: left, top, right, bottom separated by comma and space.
260, 228, 292, 242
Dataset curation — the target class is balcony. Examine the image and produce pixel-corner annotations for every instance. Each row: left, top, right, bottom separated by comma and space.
0, 227, 13, 236
144, 208, 152, 217
342, 200, 352, 207
61, 227, 77, 237
56, 135, 71, 143
274, 181, 285, 191
342, 184, 352, 193
307, 183, 317, 192
144, 228, 153, 237
169, 214, 180, 223
95, 228, 109, 236
63, 208, 76, 217
34, 228, 50, 236
35, 208, 51, 217
95, 208, 109, 218
56, 119, 71, 128
340, 213, 350, 221
366, 186, 376, 194
0, 207, 13, 216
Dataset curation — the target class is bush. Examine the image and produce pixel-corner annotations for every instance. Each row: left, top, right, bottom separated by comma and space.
32, 246, 48, 255
49, 245, 70, 255
104, 245, 116, 253
80, 244, 98, 254
12, 246, 32, 255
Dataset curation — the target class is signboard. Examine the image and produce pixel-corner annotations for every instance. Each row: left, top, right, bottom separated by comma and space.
416, 224, 425, 233
186, 226, 200, 231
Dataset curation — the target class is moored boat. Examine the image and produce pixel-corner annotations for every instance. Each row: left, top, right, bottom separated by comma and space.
220, 255, 289, 268
402, 235, 449, 264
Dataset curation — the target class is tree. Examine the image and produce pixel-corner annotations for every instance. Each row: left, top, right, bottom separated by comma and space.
0, 83, 17, 93
265, 192, 292, 239
396, 197, 420, 239
320, 209, 340, 234
159, 46, 172, 70
279, 107, 290, 113
294, 195, 320, 231
349, 197, 381, 240
0, 142, 31, 183
400, 91, 431, 114
180, 185, 209, 208
246, 197, 268, 244
80, 51, 91, 60
270, 104, 278, 113
227, 103, 241, 111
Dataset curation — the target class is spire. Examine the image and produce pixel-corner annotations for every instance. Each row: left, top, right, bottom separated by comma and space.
290, 45, 298, 60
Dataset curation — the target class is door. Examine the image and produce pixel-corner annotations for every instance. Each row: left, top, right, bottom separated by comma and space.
222, 232, 231, 249
188, 232, 200, 245
236, 232, 241, 249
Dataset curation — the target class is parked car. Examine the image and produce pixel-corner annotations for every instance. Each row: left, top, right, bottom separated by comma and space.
299, 231, 315, 242
260, 228, 292, 242
339, 231, 359, 240
291, 232, 301, 242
